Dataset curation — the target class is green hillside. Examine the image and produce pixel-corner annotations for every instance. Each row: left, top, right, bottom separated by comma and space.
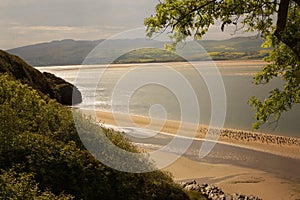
0, 50, 82, 105
200, 36, 266, 52
7, 37, 270, 66
0, 51, 200, 199
114, 48, 186, 63
8, 39, 100, 66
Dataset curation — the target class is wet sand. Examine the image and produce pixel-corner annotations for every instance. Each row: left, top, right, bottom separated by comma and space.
83, 109, 300, 159
164, 153, 300, 200
80, 109, 300, 199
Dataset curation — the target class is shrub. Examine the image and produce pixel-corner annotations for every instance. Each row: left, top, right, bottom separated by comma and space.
0, 75, 188, 199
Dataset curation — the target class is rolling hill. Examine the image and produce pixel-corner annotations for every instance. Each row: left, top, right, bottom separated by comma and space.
7, 36, 270, 66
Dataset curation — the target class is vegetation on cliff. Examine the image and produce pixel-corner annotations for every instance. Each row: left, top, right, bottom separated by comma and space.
0, 50, 199, 199
0, 50, 82, 105
0, 74, 191, 199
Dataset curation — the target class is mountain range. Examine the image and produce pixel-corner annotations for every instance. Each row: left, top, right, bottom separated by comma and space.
7, 36, 270, 66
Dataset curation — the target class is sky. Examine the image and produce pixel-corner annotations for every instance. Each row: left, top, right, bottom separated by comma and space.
0, 0, 254, 50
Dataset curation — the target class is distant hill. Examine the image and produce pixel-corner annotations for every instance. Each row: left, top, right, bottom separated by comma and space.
113, 48, 185, 64
200, 36, 266, 52
7, 37, 270, 66
8, 39, 101, 66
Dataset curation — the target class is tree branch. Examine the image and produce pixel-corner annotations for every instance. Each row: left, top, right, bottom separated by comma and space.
275, 0, 300, 59
292, 0, 300, 7
275, 0, 290, 37
172, 0, 217, 31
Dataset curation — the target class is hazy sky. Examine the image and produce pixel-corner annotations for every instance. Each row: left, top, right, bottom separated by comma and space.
0, 0, 253, 50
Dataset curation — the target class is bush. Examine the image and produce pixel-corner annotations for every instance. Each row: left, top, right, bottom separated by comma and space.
0, 167, 73, 200
0, 75, 188, 199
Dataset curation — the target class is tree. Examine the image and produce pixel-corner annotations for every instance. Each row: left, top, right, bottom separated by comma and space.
0, 167, 73, 200
145, 0, 300, 129
0, 74, 189, 200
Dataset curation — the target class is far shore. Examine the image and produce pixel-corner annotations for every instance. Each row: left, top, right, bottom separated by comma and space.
80, 109, 300, 160
36, 59, 267, 69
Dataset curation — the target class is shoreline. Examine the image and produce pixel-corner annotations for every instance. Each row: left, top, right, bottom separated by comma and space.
79, 109, 300, 199
37, 59, 266, 69
79, 109, 300, 160
162, 152, 300, 200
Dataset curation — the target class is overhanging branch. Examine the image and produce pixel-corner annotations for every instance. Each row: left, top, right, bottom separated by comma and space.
293, 0, 300, 7
274, 0, 300, 59
275, 0, 290, 38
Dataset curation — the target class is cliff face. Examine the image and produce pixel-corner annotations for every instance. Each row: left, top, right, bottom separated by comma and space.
43, 72, 82, 105
0, 50, 82, 105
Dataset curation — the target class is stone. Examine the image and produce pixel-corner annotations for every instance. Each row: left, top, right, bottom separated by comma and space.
180, 181, 262, 200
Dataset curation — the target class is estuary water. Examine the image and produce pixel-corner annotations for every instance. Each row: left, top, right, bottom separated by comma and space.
37, 60, 300, 137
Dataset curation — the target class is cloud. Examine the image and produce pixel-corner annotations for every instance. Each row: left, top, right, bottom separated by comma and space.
0, 0, 156, 27
0, 0, 38, 8
0, 0, 158, 48
16, 24, 125, 34
0, 21, 127, 49
0, 0, 255, 49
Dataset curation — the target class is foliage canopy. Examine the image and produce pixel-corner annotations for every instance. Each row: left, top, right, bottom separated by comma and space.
145, 0, 300, 129
0, 74, 189, 199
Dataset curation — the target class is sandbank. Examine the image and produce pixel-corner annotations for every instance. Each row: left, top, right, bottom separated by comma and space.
81, 109, 300, 160
163, 152, 300, 200
79, 109, 300, 199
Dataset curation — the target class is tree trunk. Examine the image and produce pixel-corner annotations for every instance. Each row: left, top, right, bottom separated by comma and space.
275, 0, 300, 59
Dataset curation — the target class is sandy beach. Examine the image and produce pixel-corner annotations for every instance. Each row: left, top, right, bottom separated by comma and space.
84, 109, 300, 159
164, 153, 300, 200
80, 109, 300, 199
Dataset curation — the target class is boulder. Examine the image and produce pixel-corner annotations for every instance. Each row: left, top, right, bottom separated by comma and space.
181, 180, 262, 200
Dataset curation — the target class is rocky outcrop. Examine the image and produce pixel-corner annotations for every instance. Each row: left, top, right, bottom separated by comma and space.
221, 129, 300, 146
181, 180, 262, 200
0, 50, 82, 105
43, 72, 82, 105
197, 126, 300, 146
